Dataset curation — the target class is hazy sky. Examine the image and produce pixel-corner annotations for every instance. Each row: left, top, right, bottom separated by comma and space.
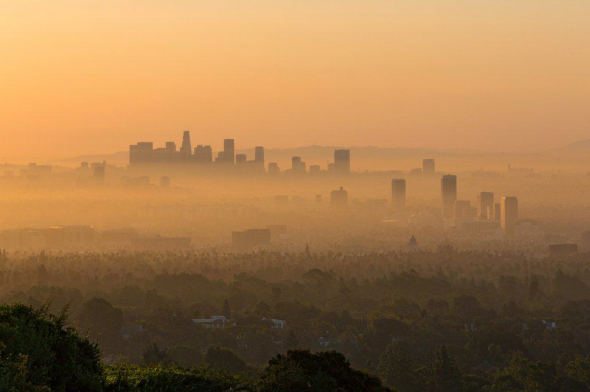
1, 0, 589, 159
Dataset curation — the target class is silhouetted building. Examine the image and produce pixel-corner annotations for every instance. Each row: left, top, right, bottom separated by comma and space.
410, 168, 423, 177
180, 131, 192, 158
423, 159, 435, 175
291, 156, 305, 174
501, 196, 519, 237
268, 163, 280, 175
494, 202, 501, 221
391, 179, 406, 212
129, 142, 154, 164
441, 175, 457, 219
236, 154, 247, 164
224, 139, 235, 164
334, 149, 351, 175
408, 235, 418, 250
93, 165, 105, 183
194, 145, 213, 163
477, 192, 494, 220
254, 146, 264, 166
309, 165, 321, 175
331, 187, 348, 209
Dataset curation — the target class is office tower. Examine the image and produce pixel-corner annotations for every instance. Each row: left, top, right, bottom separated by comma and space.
309, 165, 321, 175
129, 142, 154, 165
454, 200, 471, 219
224, 139, 235, 164
423, 159, 435, 175
93, 165, 105, 183
165, 142, 176, 152
501, 196, 519, 237
180, 131, 192, 157
194, 145, 212, 163
268, 162, 280, 175
254, 146, 264, 165
236, 154, 247, 164
334, 149, 351, 174
331, 187, 348, 209
291, 156, 306, 174
391, 179, 406, 212
315, 194, 323, 203
477, 192, 494, 220
80, 162, 89, 171
494, 203, 501, 221
441, 174, 457, 219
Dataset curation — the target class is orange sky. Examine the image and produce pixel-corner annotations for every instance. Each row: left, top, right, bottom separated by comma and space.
1, 0, 589, 160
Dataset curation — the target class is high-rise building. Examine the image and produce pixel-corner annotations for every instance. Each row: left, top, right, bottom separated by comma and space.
494, 203, 501, 221
254, 146, 264, 165
291, 156, 306, 174
441, 175, 457, 219
334, 149, 351, 174
309, 165, 321, 175
129, 142, 154, 165
194, 145, 213, 163
477, 192, 494, 220
223, 139, 235, 164
331, 187, 348, 209
93, 165, 105, 183
423, 159, 435, 175
391, 179, 406, 212
180, 131, 192, 157
236, 154, 247, 164
268, 163, 280, 175
501, 197, 519, 237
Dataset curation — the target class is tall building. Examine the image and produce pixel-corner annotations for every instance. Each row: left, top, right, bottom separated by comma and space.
334, 149, 351, 175
441, 175, 457, 219
180, 131, 192, 157
194, 145, 213, 163
291, 156, 306, 174
223, 139, 235, 164
254, 146, 264, 165
331, 187, 348, 209
129, 142, 154, 165
501, 197, 519, 237
494, 203, 501, 221
391, 179, 406, 212
477, 192, 494, 220
236, 154, 247, 164
423, 159, 435, 175
268, 163, 280, 175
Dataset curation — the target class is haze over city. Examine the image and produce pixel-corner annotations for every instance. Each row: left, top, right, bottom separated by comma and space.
2, 2, 590, 392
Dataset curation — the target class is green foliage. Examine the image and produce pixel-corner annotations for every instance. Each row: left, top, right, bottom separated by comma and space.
204, 346, 248, 375
0, 303, 103, 391
258, 349, 392, 392
104, 364, 250, 392
378, 341, 423, 392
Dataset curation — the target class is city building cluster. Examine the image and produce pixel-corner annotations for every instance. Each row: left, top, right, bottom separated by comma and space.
129, 130, 351, 175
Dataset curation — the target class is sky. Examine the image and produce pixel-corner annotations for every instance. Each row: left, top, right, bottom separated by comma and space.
1, 0, 589, 160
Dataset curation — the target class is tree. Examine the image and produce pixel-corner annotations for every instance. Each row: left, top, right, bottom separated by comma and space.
143, 342, 169, 365
378, 341, 422, 392
75, 297, 123, 351
258, 349, 392, 392
430, 346, 465, 392
222, 299, 232, 319
0, 303, 103, 391
204, 346, 247, 375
